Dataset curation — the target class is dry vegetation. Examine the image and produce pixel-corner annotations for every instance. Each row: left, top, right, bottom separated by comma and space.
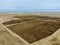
50, 37, 60, 45
3, 15, 60, 43
14, 15, 60, 20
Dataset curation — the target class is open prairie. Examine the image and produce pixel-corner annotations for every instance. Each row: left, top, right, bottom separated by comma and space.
0, 12, 60, 45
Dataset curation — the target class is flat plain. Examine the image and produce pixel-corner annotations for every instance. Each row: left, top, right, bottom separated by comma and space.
0, 12, 60, 45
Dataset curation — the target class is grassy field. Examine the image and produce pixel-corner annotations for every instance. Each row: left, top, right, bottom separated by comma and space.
3, 15, 60, 25
3, 15, 60, 43
14, 15, 60, 20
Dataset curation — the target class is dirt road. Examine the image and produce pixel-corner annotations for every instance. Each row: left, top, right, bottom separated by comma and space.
0, 24, 28, 45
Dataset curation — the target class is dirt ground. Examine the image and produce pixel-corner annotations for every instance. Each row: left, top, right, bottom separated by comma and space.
0, 13, 60, 45
0, 24, 28, 45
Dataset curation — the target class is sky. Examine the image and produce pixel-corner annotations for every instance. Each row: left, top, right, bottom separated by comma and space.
0, 0, 60, 12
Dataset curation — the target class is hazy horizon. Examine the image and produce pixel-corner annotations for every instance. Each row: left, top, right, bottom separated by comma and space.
0, 0, 60, 12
